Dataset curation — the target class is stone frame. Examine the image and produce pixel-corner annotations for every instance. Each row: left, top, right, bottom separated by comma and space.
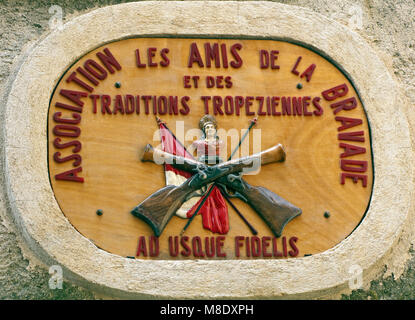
2, 1, 412, 298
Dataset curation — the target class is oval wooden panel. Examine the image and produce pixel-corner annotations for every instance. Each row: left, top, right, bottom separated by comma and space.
48, 38, 373, 259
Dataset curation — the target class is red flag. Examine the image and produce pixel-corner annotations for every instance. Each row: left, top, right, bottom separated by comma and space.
158, 121, 229, 234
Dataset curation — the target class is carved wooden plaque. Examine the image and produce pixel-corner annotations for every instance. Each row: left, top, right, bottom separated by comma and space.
48, 38, 373, 259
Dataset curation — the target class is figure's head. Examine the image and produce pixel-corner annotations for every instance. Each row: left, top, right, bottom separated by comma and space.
199, 115, 217, 139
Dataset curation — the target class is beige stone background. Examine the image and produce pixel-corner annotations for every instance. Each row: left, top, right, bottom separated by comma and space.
0, 0, 415, 300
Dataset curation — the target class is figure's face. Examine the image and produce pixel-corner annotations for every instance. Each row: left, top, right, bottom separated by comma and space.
204, 123, 216, 138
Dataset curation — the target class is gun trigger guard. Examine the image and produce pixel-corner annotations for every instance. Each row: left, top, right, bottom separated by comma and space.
228, 190, 248, 203
217, 183, 248, 203
227, 173, 242, 184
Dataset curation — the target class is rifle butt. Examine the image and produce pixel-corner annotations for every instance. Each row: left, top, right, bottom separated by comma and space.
225, 181, 301, 237
131, 184, 190, 237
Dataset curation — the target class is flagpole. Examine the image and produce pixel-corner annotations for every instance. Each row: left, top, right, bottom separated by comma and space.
156, 116, 192, 158
217, 185, 258, 235
228, 116, 257, 161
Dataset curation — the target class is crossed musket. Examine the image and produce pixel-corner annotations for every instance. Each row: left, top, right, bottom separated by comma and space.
131, 142, 302, 238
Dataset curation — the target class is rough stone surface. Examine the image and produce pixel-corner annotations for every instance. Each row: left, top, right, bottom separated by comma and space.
0, 0, 414, 299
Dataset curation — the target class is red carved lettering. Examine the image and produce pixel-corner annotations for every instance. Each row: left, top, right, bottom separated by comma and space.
270, 50, 280, 69
216, 76, 224, 88
216, 236, 226, 257
224, 96, 234, 115
136, 236, 148, 257
235, 96, 244, 116
205, 237, 215, 258
149, 236, 159, 257
201, 96, 211, 114
53, 152, 82, 167
55, 102, 82, 113
302, 96, 312, 116
257, 96, 266, 116
271, 96, 280, 116
148, 47, 157, 67
125, 95, 135, 114
300, 63, 316, 82
251, 236, 261, 257
76, 67, 99, 86
160, 48, 170, 67
180, 236, 191, 257
113, 95, 125, 114
322, 83, 348, 101
235, 236, 244, 258
206, 76, 215, 88
230, 43, 243, 68
169, 96, 178, 115
96, 48, 121, 73
221, 44, 228, 68
55, 167, 84, 183
89, 94, 99, 113
281, 97, 291, 115
339, 143, 366, 158
84, 59, 107, 80
288, 237, 299, 257
188, 43, 204, 67
192, 236, 205, 258
331, 97, 357, 114
338, 131, 365, 142
53, 137, 81, 153
312, 97, 324, 116
225, 76, 232, 88
213, 96, 223, 115
158, 96, 168, 115
335, 116, 363, 131
291, 56, 302, 75
260, 50, 269, 69
292, 97, 302, 115
142, 96, 151, 114
135, 49, 146, 68
53, 112, 81, 124
204, 43, 220, 68
183, 75, 191, 88
262, 236, 272, 257
340, 159, 368, 172
282, 236, 288, 257
66, 72, 93, 92
59, 89, 87, 107
101, 95, 112, 114
245, 96, 255, 116
245, 237, 250, 257
341, 173, 367, 187
272, 237, 283, 257
53, 124, 80, 138
180, 96, 190, 115
168, 236, 179, 257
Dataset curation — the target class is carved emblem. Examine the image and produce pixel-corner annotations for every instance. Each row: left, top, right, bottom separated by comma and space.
132, 115, 302, 237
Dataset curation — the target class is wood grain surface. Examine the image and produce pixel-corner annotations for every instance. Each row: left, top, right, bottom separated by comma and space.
48, 38, 373, 259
